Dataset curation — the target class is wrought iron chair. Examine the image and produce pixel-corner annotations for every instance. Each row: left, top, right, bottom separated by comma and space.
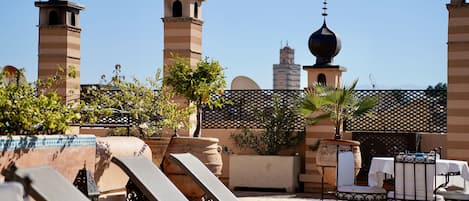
387, 152, 444, 201
435, 174, 469, 200
336, 145, 387, 201
434, 168, 469, 200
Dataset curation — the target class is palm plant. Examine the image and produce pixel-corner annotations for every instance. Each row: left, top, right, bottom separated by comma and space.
300, 79, 377, 139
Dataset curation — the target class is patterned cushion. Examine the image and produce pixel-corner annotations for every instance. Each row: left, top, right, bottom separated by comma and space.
387, 191, 445, 201
336, 185, 386, 201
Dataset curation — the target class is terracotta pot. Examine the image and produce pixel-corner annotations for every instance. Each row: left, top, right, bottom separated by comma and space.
143, 137, 171, 167
316, 139, 361, 186
95, 136, 152, 193
162, 137, 222, 200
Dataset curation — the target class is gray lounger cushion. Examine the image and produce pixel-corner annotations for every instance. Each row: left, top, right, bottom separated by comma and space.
9, 166, 90, 201
111, 156, 188, 201
169, 153, 239, 201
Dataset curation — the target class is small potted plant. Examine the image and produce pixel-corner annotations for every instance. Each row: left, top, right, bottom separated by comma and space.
229, 94, 304, 192
300, 79, 377, 185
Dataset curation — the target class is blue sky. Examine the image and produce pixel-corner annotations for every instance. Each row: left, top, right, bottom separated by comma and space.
0, 0, 449, 89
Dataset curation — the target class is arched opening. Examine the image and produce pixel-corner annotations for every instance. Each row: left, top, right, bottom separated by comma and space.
317, 74, 327, 86
194, 2, 199, 18
172, 0, 183, 17
70, 13, 76, 26
49, 10, 59, 25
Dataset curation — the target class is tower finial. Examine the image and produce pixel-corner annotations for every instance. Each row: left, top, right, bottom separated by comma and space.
322, 0, 328, 22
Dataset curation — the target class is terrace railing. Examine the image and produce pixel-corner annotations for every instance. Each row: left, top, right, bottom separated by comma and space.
202, 90, 305, 130
343, 90, 447, 133
79, 87, 447, 134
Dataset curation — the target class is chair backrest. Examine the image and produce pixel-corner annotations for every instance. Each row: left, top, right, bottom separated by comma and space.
393, 153, 437, 200
3, 166, 90, 201
111, 156, 189, 201
336, 146, 355, 187
169, 153, 239, 201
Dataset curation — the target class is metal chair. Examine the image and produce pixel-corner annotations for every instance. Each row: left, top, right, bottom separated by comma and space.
336, 145, 387, 201
435, 170, 469, 200
387, 152, 444, 201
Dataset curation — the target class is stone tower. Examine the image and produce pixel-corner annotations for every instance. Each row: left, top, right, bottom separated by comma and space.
163, 0, 205, 69
446, 0, 469, 162
35, 0, 84, 103
273, 45, 301, 89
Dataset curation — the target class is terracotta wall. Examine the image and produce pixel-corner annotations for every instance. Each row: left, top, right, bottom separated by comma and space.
0, 135, 96, 182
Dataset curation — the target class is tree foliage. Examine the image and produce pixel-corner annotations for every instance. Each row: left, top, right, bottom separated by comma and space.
0, 67, 80, 135
230, 95, 304, 155
164, 56, 229, 137
84, 65, 193, 138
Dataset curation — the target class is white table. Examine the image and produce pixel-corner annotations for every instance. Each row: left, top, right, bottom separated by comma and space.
368, 157, 469, 188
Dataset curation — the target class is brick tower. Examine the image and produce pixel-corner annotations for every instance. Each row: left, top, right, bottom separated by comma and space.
446, 0, 469, 162
35, 0, 84, 103
163, 0, 205, 69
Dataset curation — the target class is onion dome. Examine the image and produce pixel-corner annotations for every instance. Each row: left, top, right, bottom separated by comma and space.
308, 21, 341, 66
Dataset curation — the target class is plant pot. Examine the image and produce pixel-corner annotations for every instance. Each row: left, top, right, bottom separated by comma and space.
316, 139, 361, 186
143, 137, 171, 167
95, 136, 152, 193
229, 155, 300, 192
162, 137, 222, 200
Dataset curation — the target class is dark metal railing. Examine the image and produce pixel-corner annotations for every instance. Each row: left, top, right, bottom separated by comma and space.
80, 86, 447, 134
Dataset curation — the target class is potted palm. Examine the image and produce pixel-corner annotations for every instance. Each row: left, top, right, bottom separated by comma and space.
300, 79, 377, 185
229, 94, 304, 192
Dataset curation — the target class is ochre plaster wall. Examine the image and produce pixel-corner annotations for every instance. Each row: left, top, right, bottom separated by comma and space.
0, 135, 96, 182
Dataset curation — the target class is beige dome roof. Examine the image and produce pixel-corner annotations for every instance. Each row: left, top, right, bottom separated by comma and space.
231, 76, 260, 90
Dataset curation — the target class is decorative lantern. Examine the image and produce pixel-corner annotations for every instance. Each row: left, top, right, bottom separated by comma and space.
73, 163, 100, 201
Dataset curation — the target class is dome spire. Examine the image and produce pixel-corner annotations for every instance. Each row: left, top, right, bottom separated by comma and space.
322, 0, 328, 23
307, 0, 341, 68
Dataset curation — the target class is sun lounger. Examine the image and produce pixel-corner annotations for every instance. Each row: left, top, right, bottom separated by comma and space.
110, 156, 188, 201
169, 153, 239, 201
0, 181, 25, 201
1, 165, 90, 201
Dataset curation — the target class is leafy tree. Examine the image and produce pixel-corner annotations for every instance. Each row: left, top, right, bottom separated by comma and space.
84, 65, 193, 138
164, 56, 229, 137
300, 80, 377, 139
427, 82, 447, 91
0, 67, 81, 135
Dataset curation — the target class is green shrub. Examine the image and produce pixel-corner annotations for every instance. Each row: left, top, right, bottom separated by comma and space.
0, 67, 80, 135
231, 95, 304, 155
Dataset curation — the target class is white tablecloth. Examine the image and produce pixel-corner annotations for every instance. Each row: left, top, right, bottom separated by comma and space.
368, 157, 469, 188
